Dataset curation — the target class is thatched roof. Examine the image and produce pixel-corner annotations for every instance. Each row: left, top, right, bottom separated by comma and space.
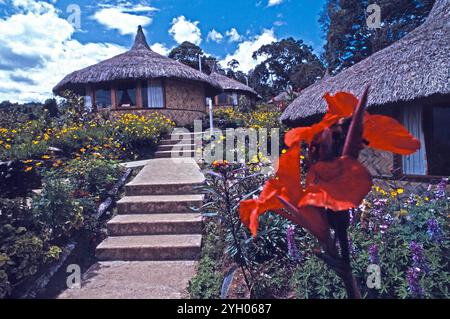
272, 91, 299, 103
209, 72, 259, 98
281, 0, 450, 126
53, 26, 222, 97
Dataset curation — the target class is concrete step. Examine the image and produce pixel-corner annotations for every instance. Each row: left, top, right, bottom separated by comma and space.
126, 182, 204, 196
125, 158, 205, 196
58, 261, 198, 299
159, 139, 182, 146
96, 234, 202, 261
107, 213, 202, 236
117, 194, 204, 214
156, 144, 195, 152
155, 150, 195, 158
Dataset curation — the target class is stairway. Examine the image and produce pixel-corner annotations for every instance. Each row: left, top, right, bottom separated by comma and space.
154, 131, 202, 159
59, 132, 206, 299
96, 132, 204, 261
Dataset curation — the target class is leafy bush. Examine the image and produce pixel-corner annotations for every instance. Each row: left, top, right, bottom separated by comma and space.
195, 161, 292, 298
292, 181, 450, 299
0, 198, 61, 298
31, 178, 84, 241
213, 105, 285, 131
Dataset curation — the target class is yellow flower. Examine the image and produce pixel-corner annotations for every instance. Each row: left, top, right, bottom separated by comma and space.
35, 162, 43, 167
281, 149, 287, 154
397, 188, 404, 194
23, 159, 33, 164
32, 140, 39, 145
41, 155, 50, 159
391, 191, 398, 197
4, 144, 11, 150
425, 197, 430, 201
397, 209, 408, 217
80, 148, 86, 153
24, 166, 33, 172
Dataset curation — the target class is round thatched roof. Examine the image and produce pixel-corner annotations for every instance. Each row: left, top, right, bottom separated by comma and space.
281, 0, 450, 126
53, 26, 222, 97
209, 72, 259, 98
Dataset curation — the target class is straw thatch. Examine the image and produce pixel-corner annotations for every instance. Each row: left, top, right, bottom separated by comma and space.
209, 72, 259, 98
281, 0, 450, 126
53, 26, 222, 97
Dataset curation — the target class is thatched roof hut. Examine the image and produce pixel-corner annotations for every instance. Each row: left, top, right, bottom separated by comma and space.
281, 0, 450, 182
53, 26, 222, 125
281, 0, 449, 126
209, 72, 258, 97
209, 72, 259, 108
53, 26, 221, 97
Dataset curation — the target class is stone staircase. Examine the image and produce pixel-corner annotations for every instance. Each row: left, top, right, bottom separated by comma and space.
96, 132, 204, 261
59, 132, 206, 299
154, 131, 202, 159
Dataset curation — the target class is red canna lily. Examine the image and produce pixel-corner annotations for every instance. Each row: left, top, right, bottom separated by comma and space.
238, 88, 420, 299
285, 92, 420, 155
299, 156, 372, 211
239, 89, 419, 244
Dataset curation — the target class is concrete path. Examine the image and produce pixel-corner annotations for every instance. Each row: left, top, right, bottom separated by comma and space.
59, 133, 204, 299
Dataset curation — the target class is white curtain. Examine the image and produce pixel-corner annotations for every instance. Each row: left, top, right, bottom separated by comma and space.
232, 93, 238, 106
84, 95, 93, 112
402, 105, 427, 175
147, 79, 164, 108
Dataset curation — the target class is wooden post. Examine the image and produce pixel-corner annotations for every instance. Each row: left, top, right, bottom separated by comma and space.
111, 85, 117, 109
136, 81, 143, 108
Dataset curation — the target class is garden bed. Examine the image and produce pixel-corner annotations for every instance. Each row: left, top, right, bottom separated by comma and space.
0, 100, 173, 299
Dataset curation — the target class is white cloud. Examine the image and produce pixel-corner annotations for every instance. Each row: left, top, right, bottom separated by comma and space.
150, 43, 171, 56
207, 29, 224, 43
0, 1, 126, 103
93, 6, 153, 35
268, 0, 284, 7
225, 28, 242, 42
220, 29, 277, 73
169, 16, 202, 45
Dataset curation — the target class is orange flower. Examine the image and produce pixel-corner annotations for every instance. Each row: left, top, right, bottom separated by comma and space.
240, 89, 419, 244
285, 92, 420, 155
298, 156, 372, 211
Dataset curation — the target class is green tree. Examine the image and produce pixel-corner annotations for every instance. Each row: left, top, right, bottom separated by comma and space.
320, 0, 435, 73
249, 38, 324, 98
168, 41, 214, 74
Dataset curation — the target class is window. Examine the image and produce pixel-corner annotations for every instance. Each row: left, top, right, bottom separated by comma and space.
423, 105, 450, 176
116, 83, 136, 107
217, 93, 229, 105
95, 89, 112, 109
142, 79, 164, 108
402, 105, 427, 175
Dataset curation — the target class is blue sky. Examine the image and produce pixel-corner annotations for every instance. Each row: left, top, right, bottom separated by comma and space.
0, 0, 326, 102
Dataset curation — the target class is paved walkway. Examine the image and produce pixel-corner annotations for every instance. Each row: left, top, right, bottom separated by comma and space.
59, 134, 204, 299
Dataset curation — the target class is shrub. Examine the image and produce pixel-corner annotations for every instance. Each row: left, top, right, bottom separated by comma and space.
0, 198, 61, 299
31, 178, 84, 241
292, 182, 450, 299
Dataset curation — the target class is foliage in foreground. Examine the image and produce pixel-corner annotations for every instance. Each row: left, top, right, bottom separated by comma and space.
192, 161, 449, 299
0, 159, 124, 298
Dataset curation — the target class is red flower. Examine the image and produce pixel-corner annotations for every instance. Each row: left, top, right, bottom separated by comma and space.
285, 92, 420, 155
240, 89, 419, 242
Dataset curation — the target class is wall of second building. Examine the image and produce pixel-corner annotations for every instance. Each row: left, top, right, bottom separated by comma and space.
164, 79, 207, 126
165, 79, 206, 112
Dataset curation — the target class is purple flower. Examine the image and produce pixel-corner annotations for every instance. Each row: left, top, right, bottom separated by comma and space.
409, 241, 429, 273
407, 267, 424, 298
427, 218, 443, 242
434, 178, 448, 199
287, 225, 301, 262
368, 243, 379, 264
